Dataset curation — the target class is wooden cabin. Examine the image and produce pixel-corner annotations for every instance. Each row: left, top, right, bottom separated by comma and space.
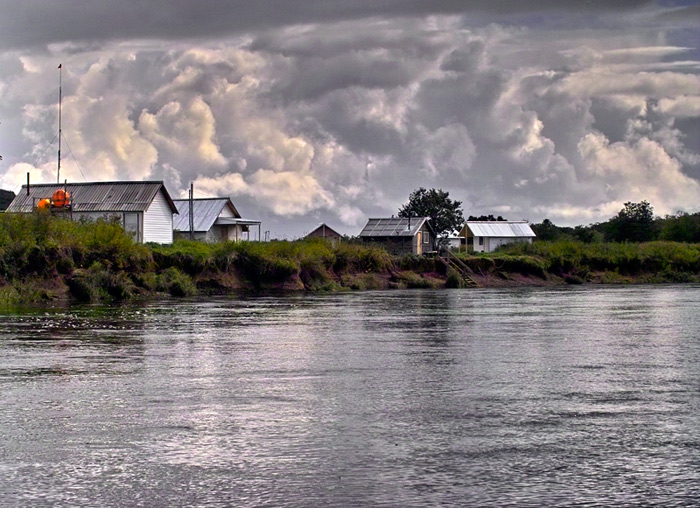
305, 223, 343, 245
359, 217, 435, 255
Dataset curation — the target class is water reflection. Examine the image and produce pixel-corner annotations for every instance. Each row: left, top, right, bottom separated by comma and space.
0, 306, 149, 381
1, 286, 699, 507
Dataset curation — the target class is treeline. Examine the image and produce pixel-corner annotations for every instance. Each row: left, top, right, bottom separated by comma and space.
531, 201, 700, 243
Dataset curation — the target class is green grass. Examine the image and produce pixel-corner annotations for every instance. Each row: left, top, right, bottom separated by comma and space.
3, 213, 699, 307
468, 239, 700, 280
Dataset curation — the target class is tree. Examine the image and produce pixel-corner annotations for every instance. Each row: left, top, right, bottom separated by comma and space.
531, 218, 562, 241
398, 187, 464, 242
605, 200, 656, 242
467, 214, 507, 221
659, 211, 700, 243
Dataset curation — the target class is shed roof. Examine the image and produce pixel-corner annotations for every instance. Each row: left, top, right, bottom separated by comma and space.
463, 221, 536, 238
359, 217, 431, 237
172, 198, 241, 232
306, 223, 343, 239
5, 181, 177, 214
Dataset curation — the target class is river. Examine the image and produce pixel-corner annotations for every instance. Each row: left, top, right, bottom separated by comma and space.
1, 285, 699, 507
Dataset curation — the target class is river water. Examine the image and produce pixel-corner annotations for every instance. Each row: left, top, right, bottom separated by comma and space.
1, 285, 699, 507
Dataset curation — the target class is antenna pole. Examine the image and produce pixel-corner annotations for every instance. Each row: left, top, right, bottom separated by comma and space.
189, 182, 194, 240
57, 64, 62, 184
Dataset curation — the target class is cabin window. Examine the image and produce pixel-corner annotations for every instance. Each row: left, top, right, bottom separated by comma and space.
123, 212, 142, 243
478, 237, 484, 246
423, 232, 429, 244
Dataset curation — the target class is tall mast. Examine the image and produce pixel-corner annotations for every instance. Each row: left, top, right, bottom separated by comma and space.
57, 63, 62, 184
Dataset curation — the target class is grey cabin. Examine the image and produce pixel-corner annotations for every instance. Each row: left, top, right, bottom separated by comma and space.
359, 217, 435, 255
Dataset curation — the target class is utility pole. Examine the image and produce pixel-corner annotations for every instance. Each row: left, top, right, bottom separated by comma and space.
57, 64, 62, 184
189, 182, 194, 240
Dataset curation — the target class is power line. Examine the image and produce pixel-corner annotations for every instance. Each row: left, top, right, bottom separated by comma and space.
60, 134, 88, 182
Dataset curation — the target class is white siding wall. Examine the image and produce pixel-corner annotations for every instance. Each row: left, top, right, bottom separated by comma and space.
143, 190, 174, 244
219, 206, 235, 218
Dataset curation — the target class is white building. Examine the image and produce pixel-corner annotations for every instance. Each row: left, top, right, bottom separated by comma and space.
5, 181, 178, 244
173, 197, 260, 242
460, 221, 536, 253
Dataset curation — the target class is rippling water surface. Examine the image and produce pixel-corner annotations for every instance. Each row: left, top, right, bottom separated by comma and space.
1, 285, 699, 507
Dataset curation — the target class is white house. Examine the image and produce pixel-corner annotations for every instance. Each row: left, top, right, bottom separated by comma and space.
5, 181, 178, 244
460, 221, 536, 253
173, 197, 261, 242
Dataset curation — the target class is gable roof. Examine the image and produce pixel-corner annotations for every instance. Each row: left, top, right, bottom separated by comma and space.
462, 221, 536, 238
5, 181, 177, 214
172, 197, 241, 232
306, 223, 343, 239
360, 217, 432, 237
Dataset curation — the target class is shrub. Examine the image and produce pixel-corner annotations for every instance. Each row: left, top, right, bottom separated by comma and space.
157, 267, 197, 297
396, 271, 439, 289
459, 255, 496, 274
445, 268, 466, 288
494, 255, 548, 279
333, 242, 393, 273
340, 273, 386, 290
67, 267, 103, 302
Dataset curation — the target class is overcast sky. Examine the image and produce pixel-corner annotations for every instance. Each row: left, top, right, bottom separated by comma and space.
1, 0, 698, 238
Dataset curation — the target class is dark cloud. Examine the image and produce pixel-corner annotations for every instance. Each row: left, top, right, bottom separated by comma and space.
1, 0, 655, 49
1, 1, 698, 236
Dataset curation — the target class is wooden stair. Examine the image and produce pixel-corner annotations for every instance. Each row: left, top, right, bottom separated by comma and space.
438, 253, 480, 287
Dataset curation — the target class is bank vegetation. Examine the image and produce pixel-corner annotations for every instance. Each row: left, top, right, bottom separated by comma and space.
1, 213, 699, 306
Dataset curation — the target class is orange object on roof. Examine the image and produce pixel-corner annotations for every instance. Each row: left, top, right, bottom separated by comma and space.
52, 189, 70, 207
37, 198, 51, 209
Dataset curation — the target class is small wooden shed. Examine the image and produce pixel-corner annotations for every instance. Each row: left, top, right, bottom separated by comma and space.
305, 223, 343, 245
359, 217, 435, 255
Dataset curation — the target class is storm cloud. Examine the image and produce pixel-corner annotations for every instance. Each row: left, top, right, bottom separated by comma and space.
0, 0, 698, 237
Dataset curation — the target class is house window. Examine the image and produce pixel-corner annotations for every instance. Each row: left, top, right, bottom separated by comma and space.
423, 232, 429, 244
478, 237, 484, 246
123, 212, 142, 243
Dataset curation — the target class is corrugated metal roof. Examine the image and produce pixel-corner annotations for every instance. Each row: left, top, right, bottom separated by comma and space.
5, 181, 177, 214
359, 217, 430, 237
214, 217, 260, 226
465, 221, 536, 238
172, 198, 240, 232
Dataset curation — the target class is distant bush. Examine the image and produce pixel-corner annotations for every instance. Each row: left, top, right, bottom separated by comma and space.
492, 255, 548, 279
157, 267, 197, 297
333, 242, 393, 273
340, 272, 387, 290
494, 239, 700, 278
445, 268, 467, 288
396, 271, 439, 289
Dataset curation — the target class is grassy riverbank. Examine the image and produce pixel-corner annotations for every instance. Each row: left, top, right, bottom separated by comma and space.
1, 213, 699, 306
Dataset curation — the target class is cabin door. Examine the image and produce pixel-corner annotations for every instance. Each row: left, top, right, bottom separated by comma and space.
416, 232, 422, 255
